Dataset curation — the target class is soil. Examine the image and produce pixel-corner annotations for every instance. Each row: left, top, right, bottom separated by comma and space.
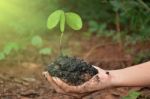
0, 34, 150, 99
47, 55, 98, 85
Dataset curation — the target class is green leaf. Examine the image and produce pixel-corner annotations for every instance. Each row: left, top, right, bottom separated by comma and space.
0, 52, 5, 60
47, 10, 62, 29
3, 42, 20, 55
88, 20, 99, 32
122, 91, 141, 99
99, 23, 107, 31
60, 11, 65, 32
31, 36, 43, 48
110, 0, 122, 12
65, 12, 82, 30
39, 48, 52, 55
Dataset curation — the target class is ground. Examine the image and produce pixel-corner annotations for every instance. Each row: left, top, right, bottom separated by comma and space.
0, 33, 150, 99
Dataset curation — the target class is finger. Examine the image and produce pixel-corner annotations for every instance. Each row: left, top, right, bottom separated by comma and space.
42, 72, 64, 93
43, 72, 53, 83
53, 77, 99, 94
92, 66, 103, 73
92, 66, 109, 80
53, 77, 83, 93
43, 72, 90, 94
52, 77, 90, 98
79, 72, 110, 93
79, 76, 100, 93
42, 72, 59, 89
43, 72, 97, 97
42, 71, 49, 80
92, 65, 99, 70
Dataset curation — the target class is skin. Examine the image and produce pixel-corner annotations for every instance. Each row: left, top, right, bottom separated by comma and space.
110, 61, 150, 87
43, 61, 150, 98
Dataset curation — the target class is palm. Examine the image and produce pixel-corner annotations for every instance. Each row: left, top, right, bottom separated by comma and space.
43, 66, 111, 98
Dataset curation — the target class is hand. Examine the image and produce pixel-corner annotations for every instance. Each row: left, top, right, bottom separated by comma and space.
43, 71, 90, 98
43, 66, 113, 98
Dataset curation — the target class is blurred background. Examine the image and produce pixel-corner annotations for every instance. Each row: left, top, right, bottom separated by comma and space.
0, 0, 150, 99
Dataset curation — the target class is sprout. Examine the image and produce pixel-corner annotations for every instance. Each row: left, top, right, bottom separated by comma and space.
47, 10, 83, 54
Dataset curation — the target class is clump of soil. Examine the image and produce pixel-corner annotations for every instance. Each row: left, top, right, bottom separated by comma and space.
47, 55, 98, 85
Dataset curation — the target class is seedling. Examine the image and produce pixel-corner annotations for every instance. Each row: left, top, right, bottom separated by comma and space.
47, 10, 82, 54
31, 35, 43, 48
47, 10, 83, 31
46, 10, 98, 85
0, 42, 20, 61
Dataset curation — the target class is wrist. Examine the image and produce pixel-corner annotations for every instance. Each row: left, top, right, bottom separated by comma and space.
109, 69, 123, 87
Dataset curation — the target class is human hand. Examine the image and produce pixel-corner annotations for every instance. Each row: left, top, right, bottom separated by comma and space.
43, 66, 113, 98
43, 71, 90, 98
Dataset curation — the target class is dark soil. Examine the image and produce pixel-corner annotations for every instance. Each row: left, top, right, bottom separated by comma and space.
47, 55, 98, 85
1, 34, 150, 99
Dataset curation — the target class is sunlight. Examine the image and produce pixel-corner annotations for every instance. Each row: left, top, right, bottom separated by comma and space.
0, 0, 22, 22
0, 0, 46, 30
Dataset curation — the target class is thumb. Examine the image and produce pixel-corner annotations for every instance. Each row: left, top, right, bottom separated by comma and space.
92, 66, 109, 81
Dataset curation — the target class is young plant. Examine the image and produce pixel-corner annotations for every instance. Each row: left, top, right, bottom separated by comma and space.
47, 10, 82, 54
46, 10, 98, 85
0, 42, 20, 61
31, 35, 43, 48
31, 35, 52, 56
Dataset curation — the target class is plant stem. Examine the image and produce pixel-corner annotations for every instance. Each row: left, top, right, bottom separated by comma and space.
115, 11, 123, 50
59, 32, 64, 55
115, 11, 120, 33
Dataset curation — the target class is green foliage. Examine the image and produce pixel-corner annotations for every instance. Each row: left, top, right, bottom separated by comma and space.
39, 48, 52, 55
65, 12, 82, 30
47, 9, 83, 53
47, 10, 63, 30
47, 10, 82, 32
31, 35, 43, 48
109, 0, 122, 12
3, 42, 20, 55
122, 91, 141, 99
133, 51, 150, 64
88, 20, 115, 37
0, 52, 5, 60
88, 20, 99, 33
60, 0, 112, 21
110, 0, 150, 43
60, 11, 65, 32
31, 36, 53, 55
61, 0, 150, 44
88, 20, 107, 33
0, 42, 20, 61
